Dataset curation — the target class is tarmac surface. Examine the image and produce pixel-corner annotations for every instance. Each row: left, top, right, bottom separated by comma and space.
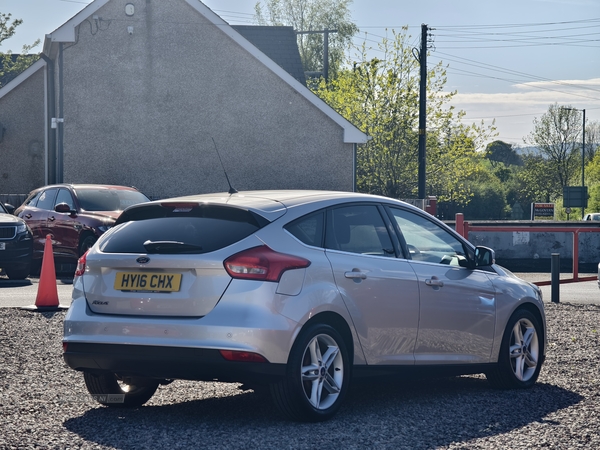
0, 271, 597, 308
0, 275, 74, 308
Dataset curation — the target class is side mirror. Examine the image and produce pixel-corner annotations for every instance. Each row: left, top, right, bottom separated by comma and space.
55, 203, 76, 215
4, 203, 15, 215
475, 246, 495, 267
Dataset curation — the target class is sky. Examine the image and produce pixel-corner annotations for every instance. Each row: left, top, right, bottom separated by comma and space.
1, 0, 599, 146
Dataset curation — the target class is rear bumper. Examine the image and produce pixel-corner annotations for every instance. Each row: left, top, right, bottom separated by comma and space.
63, 342, 286, 384
63, 283, 300, 371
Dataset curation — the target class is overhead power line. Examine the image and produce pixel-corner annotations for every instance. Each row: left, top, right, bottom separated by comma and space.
431, 18, 600, 29
431, 51, 600, 96
430, 19, 600, 49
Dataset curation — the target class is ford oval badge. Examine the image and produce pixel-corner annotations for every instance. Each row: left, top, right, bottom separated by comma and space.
136, 256, 150, 264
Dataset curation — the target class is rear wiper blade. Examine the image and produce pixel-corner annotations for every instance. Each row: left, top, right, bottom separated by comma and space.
143, 240, 203, 254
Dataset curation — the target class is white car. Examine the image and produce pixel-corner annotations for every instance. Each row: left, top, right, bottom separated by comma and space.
63, 190, 546, 422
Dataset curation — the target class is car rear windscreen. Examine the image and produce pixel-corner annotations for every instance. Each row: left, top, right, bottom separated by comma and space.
76, 189, 149, 211
99, 205, 266, 254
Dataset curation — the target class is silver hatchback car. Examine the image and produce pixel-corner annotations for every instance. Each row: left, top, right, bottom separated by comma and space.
63, 190, 546, 422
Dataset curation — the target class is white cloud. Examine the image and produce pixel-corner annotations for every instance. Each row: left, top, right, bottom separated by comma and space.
515, 78, 600, 89
447, 77, 600, 144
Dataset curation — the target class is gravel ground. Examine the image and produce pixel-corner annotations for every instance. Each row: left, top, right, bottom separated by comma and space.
1, 303, 599, 450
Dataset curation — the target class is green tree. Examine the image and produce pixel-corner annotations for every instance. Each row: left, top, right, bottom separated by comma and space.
584, 150, 600, 185
254, 0, 358, 79
0, 12, 40, 87
516, 153, 561, 203
459, 159, 510, 219
585, 120, 599, 160
484, 140, 522, 167
587, 185, 600, 212
526, 103, 581, 191
583, 150, 600, 212
462, 182, 508, 219
0, 12, 21, 42
312, 28, 495, 203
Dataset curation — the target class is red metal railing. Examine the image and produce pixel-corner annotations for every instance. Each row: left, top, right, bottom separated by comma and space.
455, 213, 598, 285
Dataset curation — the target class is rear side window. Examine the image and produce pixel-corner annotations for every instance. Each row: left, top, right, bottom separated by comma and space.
24, 192, 42, 207
100, 205, 267, 254
285, 212, 324, 247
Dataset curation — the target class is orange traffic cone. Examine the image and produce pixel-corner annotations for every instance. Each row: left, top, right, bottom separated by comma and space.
22, 234, 68, 311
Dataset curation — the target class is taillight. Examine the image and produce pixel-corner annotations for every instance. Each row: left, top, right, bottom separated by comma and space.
224, 245, 310, 282
75, 251, 87, 277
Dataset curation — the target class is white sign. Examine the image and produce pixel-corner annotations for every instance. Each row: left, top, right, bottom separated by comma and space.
513, 231, 530, 245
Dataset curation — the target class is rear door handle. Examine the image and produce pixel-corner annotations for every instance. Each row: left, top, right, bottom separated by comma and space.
345, 270, 367, 280
425, 277, 444, 287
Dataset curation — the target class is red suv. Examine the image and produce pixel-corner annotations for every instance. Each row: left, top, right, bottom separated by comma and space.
15, 184, 149, 269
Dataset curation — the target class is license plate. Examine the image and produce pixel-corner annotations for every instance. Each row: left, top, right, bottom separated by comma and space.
114, 272, 182, 292
0, 242, 4, 250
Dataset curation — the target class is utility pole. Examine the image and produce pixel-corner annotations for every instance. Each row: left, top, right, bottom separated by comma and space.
296, 29, 337, 79
582, 108, 586, 219
564, 107, 587, 219
417, 24, 431, 199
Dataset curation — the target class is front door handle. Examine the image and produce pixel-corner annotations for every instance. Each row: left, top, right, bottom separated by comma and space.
48, 216, 56, 222
425, 276, 444, 287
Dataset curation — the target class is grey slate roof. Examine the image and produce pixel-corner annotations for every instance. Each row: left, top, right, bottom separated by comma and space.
232, 26, 306, 86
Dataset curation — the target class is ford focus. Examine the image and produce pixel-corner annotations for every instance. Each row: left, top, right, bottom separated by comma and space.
63, 190, 546, 422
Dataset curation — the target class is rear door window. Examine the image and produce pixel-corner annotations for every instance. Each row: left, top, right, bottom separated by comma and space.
36, 189, 58, 211
325, 205, 395, 257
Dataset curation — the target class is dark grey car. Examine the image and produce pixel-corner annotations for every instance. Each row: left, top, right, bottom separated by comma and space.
0, 201, 33, 280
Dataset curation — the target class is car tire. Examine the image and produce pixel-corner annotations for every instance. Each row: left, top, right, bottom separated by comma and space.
4, 263, 31, 280
486, 309, 543, 389
83, 372, 159, 407
270, 323, 350, 422
79, 236, 97, 256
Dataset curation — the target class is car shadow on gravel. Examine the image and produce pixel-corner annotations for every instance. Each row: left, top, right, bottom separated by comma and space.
63, 376, 583, 449
0, 278, 32, 287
